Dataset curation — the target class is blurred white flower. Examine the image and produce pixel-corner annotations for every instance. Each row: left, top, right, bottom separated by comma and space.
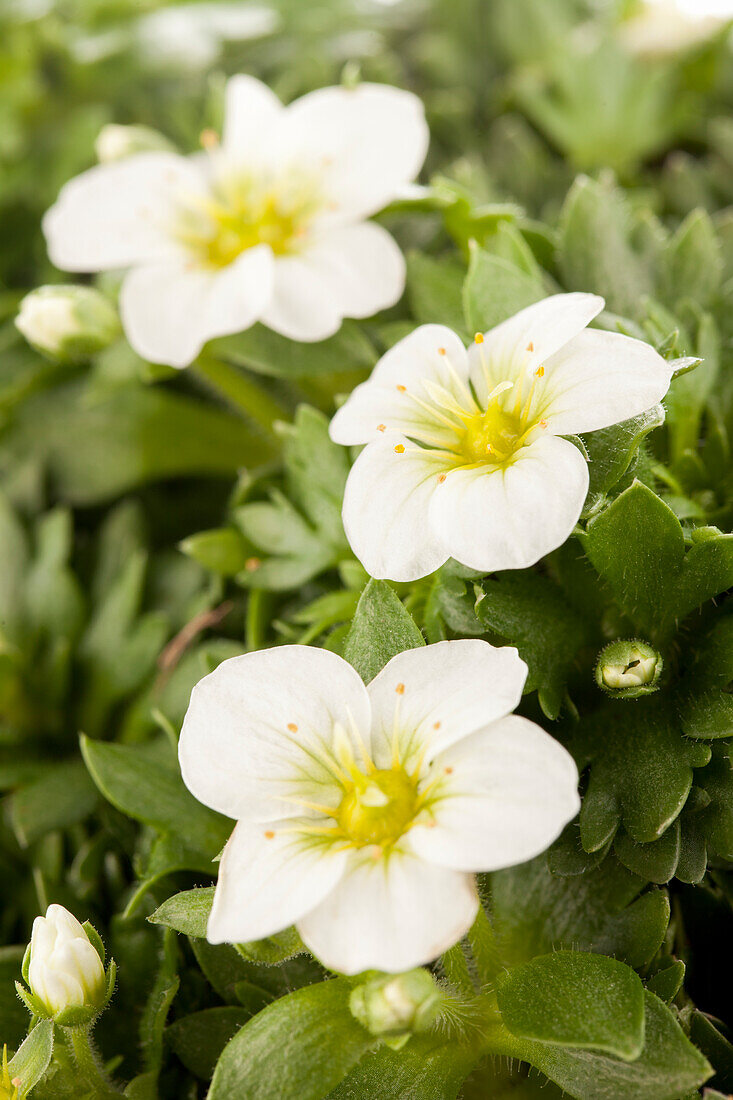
16, 285, 120, 363
27, 905, 106, 1018
330, 295, 672, 581
136, 3, 278, 70
43, 75, 428, 366
179, 641, 579, 974
620, 0, 732, 57
95, 124, 174, 164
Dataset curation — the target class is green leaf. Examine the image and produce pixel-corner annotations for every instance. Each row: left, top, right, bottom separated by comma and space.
613, 821, 681, 885
210, 321, 376, 378
0, 381, 273, 505
678, 617, 733, 740
179, 527, 248, 576
496, 951, 645, 1060
406, 251, 468, 337
569, 698, 711, 850
516, 992, 711, 1100
660, 209, 723, 311
9, 759, 98, 847
283, 406, 349, 545
7, 1019, 54, 1095
490, 854, 669, 970
646, 960, 685, 1004
81, 736, 230, 857
208, 979, 375, 1100
558, 176, 652, 318
167, 1007, 251, 1080
150, 887, 214, 939
344, 579, 424, 683
331, 1033, 481, 1099
581, 404, 665, 513
583, 481, 733, 639
463, 245, 545, 335
475, 571, 589, 719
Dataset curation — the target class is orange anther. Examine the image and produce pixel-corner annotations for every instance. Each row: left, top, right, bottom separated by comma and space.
445, 766, 454, 774
437, 473, 447, 483
377, 424, 386, 432
244, 557, 261, 572
264, 830, 275, 839
394, 444, 405, 454
535, 365, 545, 377
474, 333, 484, 344
396, 384, 407, 392
396, 683, 405, 695
200, 128, 219, 149
287, 723, 298, 733
433, 721, 441, 729
526, 341, 534, 352
438, 346, 447, 355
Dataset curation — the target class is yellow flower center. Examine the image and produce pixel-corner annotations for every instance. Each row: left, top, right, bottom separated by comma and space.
460, 403, 523, 464
174, 170, 321, 268
337, 768, 419, 847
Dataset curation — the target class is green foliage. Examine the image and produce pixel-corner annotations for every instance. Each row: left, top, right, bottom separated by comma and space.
344, 579, 425, 682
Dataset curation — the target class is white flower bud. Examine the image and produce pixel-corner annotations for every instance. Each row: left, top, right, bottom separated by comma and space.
349, 969, 441, 1041
27, 905, 106, 1018
595, 639, 663, 698
95, 123, 174, 163
16, 286, 120, 363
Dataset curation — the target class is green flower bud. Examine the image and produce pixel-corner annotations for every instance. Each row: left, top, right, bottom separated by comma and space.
16, 286, 120, 364
95, 123, 174, 163
16, 904, 116, 1027
595, 639, 663, 698
349, 969, 441, 1046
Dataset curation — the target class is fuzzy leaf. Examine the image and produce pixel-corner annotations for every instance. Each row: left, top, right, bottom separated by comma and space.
496, 951, 645, 1060
344, 579, 425, 683
463, 245, 545, 335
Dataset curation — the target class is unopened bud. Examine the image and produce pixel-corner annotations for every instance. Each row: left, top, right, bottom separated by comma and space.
16, 286, 120, 364
595, 639, 663, 698
350, 969, 441, 1047
18, 904, 114, 1025
95, 123, 174, 163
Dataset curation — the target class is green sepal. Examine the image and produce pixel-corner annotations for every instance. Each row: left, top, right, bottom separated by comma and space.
54, 1003, 99, 1028
21, 941, 32, 985
82, 920, 106, 966
15, 981, 47, 1020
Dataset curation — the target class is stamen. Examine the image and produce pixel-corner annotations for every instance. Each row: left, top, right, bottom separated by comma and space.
377, 424, 386, 432
287, 722, 298, 732
245, 557, 261, 571
394, 444, 405, 454
474, 333, 484, 344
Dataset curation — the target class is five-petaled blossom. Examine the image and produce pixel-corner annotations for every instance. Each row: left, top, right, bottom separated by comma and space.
42, 75, 428, 367
330, 294, 673, 580
179, 640, 579, 974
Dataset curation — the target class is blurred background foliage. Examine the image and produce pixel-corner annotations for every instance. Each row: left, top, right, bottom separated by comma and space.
3, 0, 733, 1095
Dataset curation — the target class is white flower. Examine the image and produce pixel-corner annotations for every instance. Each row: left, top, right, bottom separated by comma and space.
16, 285, 120, 363
42, 75, 428, 368
27, 905, 106, 1017
95, 123, 174, 164
179, 640, 579, 975
329, 295, 673, 581
619, 0, 732, 57
136, 4, 278, 71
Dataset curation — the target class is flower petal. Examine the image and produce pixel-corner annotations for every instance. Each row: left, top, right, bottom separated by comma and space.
43, 152, 202, 271
207, 820, 348, 945
341, 437, 450, 581
538, 328, 673, 434
429, 435, 589, 572
282, 83, 429, 222
297, 848, 478, 974
260, 223, 404, 342
179, 645, 371, 822
120, 245, 274, 367
410, 715, 580, 871
468, 293, 604, 403
330, 323, 469, 445
368, 639, 527, 769
222, 74, 285, 158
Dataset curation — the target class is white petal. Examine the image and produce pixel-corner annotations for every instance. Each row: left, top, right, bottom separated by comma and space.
297, 848, 478, 974
330, 324, 468, 446
261, 223, 404, 342
207, 820, 348, 945
468, 293, 604, 403
222, 74, 285, 158
368, 639, 527, 769
179, 646, 371, 822
43, 152, 202, 271
410, 715, 580, 871
538, 328, 673, 435
120, 245, 274, 367
428, 435, 589, 573
281, 83, 429, 222
341, 437, 450, 582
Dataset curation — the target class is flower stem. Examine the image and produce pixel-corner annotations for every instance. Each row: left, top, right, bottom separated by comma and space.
66, 1026, 121, 1099
193, 354, 289, 440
